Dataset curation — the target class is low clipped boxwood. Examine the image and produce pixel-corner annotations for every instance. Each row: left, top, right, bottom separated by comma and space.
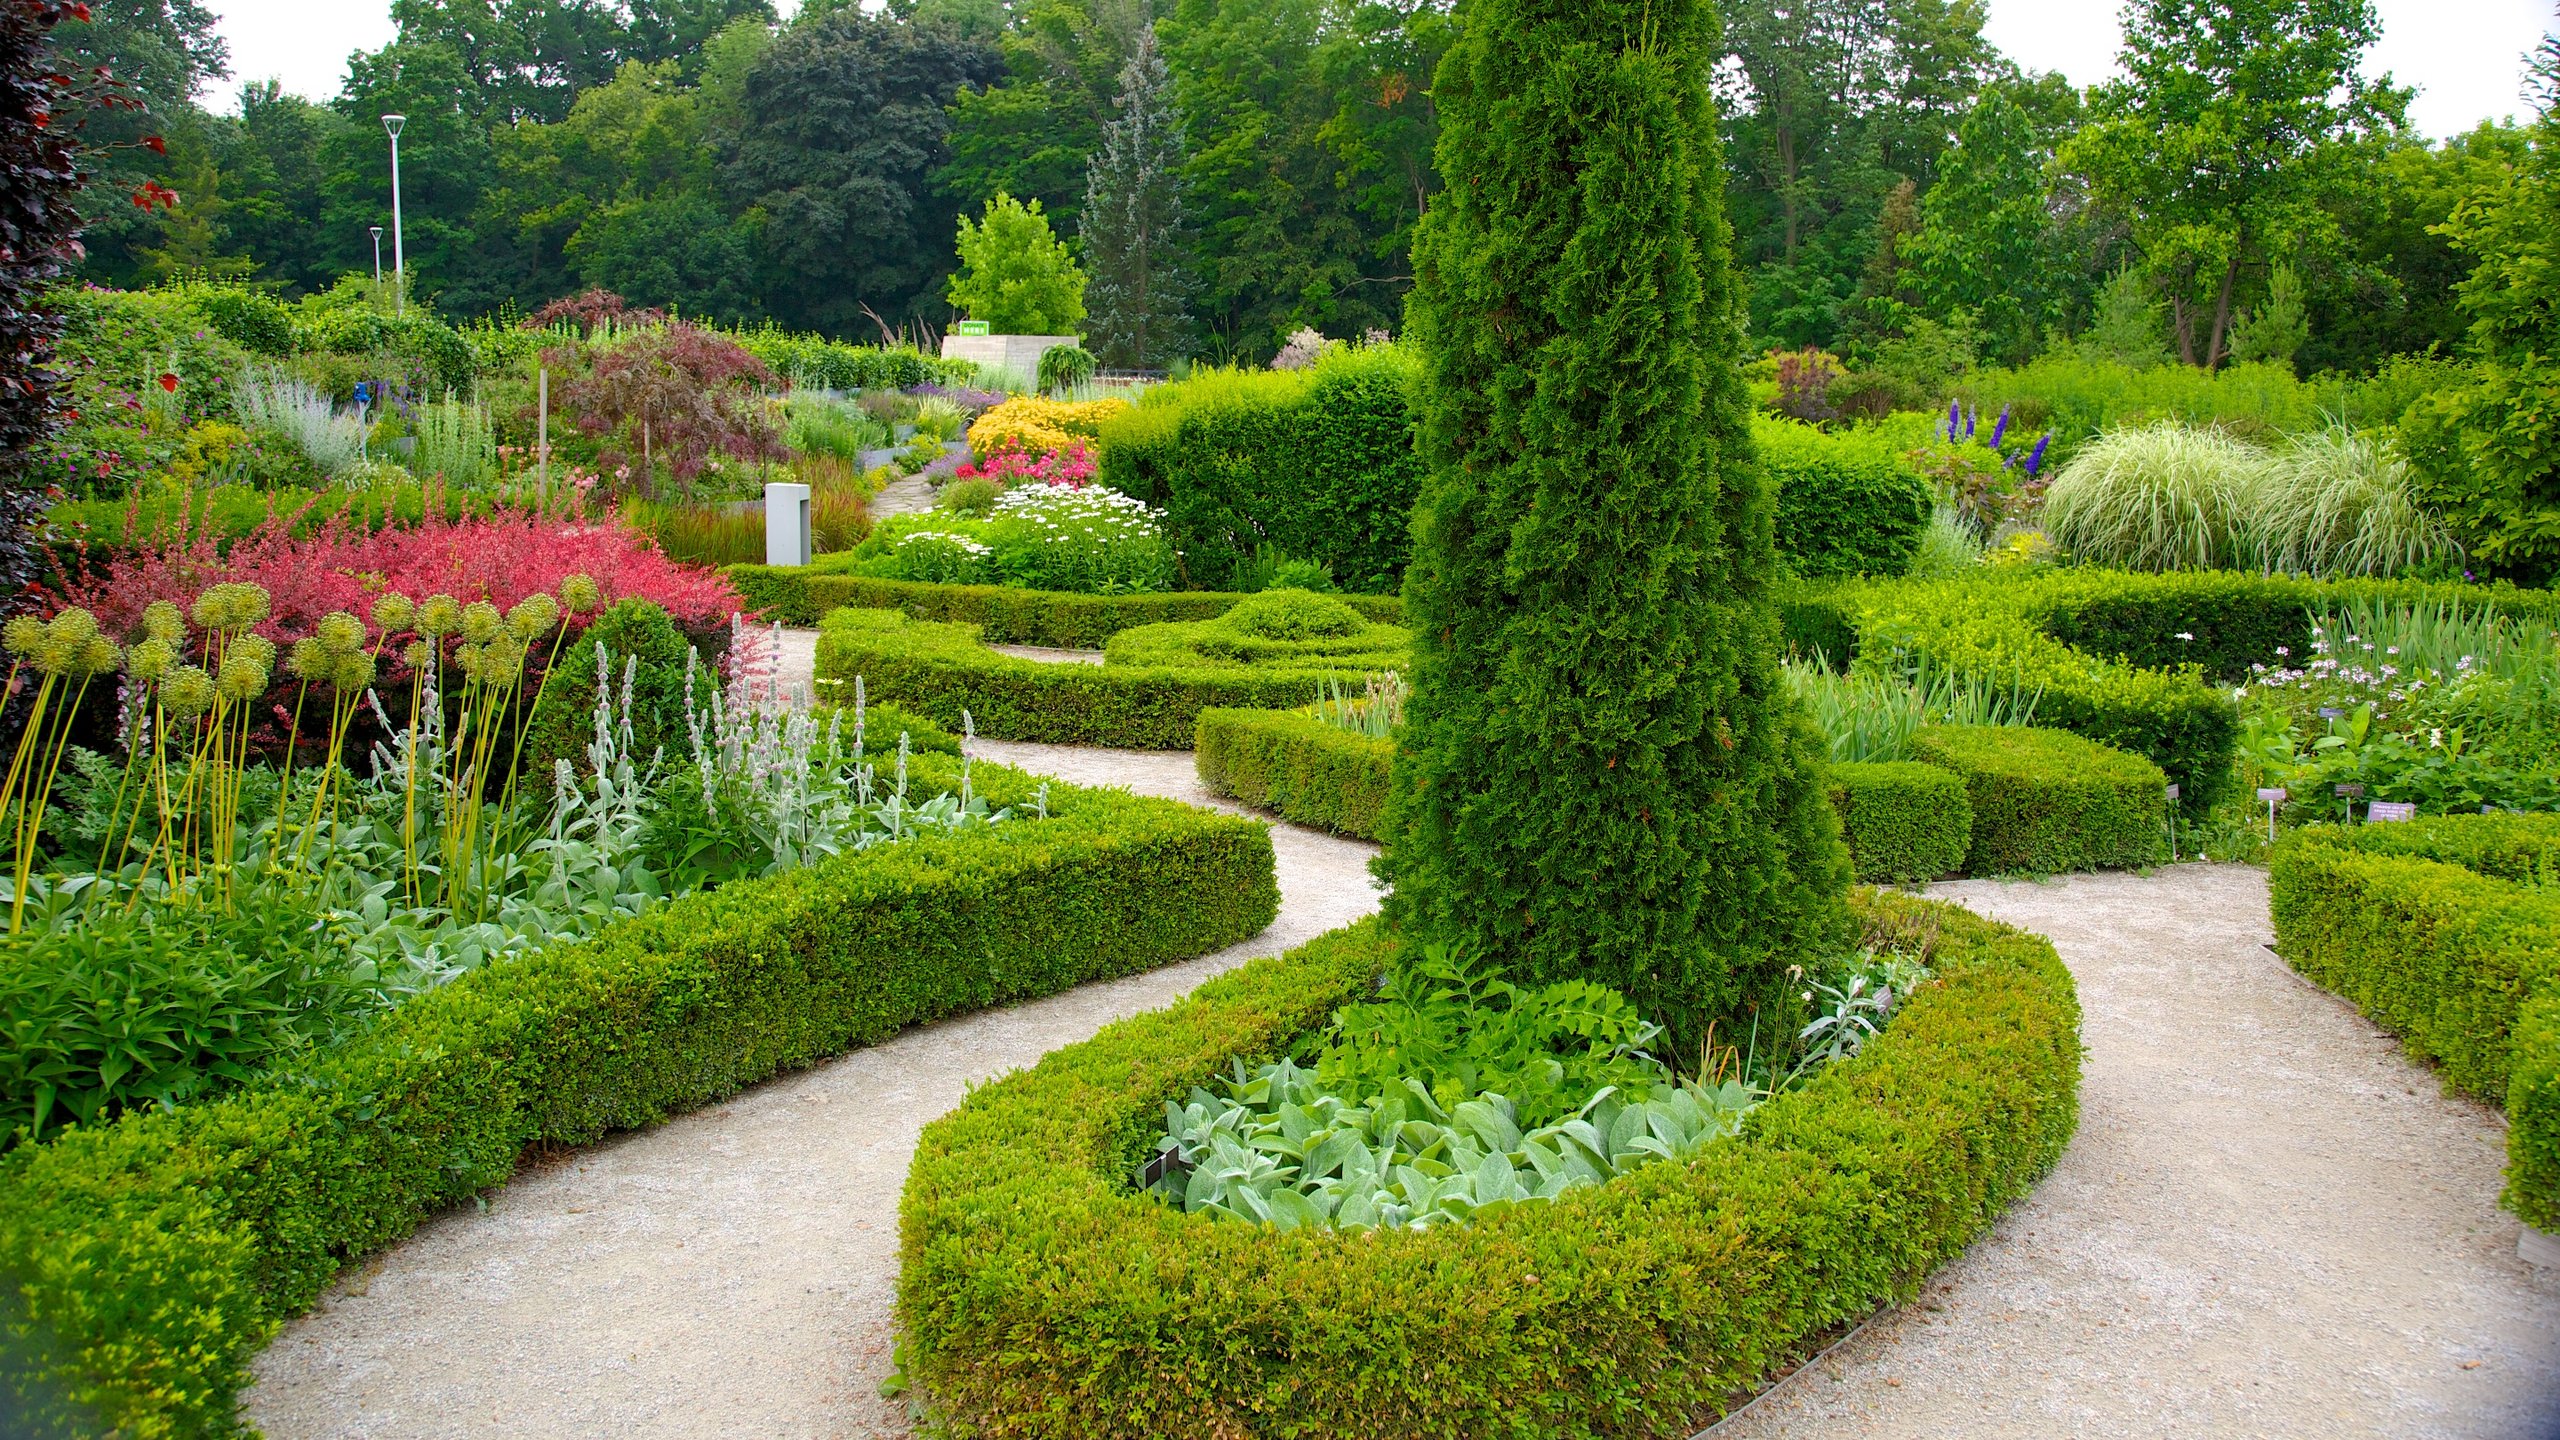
723, 567, 1403, 644
1828, 760, 1972, 883
897, 889, 2082, 1438
816, 607, 1385, 749
1104, 589, 1411, 673
2269, 814, 2560, 1226
1195, 708, 1394, 839
1910, 725, 2167, 875
0, 757, 1277, 1438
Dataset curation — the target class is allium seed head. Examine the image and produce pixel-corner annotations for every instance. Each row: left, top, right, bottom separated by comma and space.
560, 573, 603, 613
162, 664, 216, 718
506, 592, 559, 640
140, 600, 184, 644
316, 611, 367, 655
79, 635, 121, 677
216, 654, 269, 702
416, 594, 462, 639
331, 651, 377, 691
47, 607, 98, 651
288, 637, 328, 680
461, 600, 504, 645
371, 593, 416, 633
127, 637, 177, 683
4, 615, 44, 659
230, 633, 277, 675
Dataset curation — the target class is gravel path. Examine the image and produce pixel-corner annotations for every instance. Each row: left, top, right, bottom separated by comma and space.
1716, 865, 2560, 1440
867, 476, 935, 518
243, 741, 1383, 1440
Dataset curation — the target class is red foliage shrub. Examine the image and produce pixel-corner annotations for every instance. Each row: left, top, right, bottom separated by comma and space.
521, 288, 666, 335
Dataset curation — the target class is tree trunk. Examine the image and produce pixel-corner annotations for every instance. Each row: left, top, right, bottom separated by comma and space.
2205, 251, 2242, 370
2172, 297, 2197, 367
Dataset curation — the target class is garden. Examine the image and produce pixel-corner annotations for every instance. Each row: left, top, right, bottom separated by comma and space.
2, 0, 2559, 1432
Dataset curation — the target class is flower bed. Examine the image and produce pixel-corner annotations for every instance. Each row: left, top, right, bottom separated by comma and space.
846, 483, 1180, 594
2269, 813, 2560, 1227
815, 607, 1390, 748
896, 889, 2081, 1438
722, 567, 1403, 643
0, 754, 1278, 1438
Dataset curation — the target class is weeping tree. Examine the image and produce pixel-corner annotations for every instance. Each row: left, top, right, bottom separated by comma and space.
1380, 0, 1851, 1047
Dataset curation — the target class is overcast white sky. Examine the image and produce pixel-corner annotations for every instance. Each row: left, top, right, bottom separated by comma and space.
211, 0, 2557, 140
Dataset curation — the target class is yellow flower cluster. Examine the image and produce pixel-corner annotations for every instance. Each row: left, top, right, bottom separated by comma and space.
965, 396, 1130, 463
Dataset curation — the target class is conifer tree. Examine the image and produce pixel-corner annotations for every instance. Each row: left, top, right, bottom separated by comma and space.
1381, 0, 1851, 1043
1080, 24, 1191, 368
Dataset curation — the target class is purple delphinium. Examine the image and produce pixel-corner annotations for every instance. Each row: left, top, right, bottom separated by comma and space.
1945, 399, 1962, 442
1964, 404, 1977, 439
1990, 405, 2010, 450
2023, 432, 2052, 479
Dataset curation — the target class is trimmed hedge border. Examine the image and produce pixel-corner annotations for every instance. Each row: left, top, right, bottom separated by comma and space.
1911, 724, 2168, 875
1829, 760, 1973, 883
2269, 813, 2560, 1227
1781, 570, 2560, 814
817, 608, 1378, 749
1194, 709, 1395, 839
725, 567, 1403, 646
896, 889, 2082, 1438
0, 756, 1278, 1438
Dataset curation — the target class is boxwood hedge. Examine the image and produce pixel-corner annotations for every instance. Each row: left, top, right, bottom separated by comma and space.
1828, 760, 1974, 883
1911, 724, 2168, 875
2269, 813, 2560, 1227
1194, 709, 1395, 839
1756, 417, 1932, 579
0, 756, 1277, 1439
1779, 569, 2557, 814
896, 889, 2081, 1438
724, 567, 1403, 646
816, 607, 1384, 749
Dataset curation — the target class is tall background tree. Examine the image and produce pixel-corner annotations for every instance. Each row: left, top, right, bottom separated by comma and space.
2061, 0, 2409, 368
1080, 22, 1190, 366
1385, 0, 1849, 1042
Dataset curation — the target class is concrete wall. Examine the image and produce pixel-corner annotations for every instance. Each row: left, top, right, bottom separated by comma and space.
940, 333, 1080, 386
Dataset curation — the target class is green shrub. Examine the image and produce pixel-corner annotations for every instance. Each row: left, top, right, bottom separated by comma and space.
1037, 343, 1097, 393
1384, 0, 1849, 1047
723, 567, 1402, 643
1096, 344, 1424, 593
2268, 814, 2560, 1226
816, 607, 1371, 748
896, 890, 2081, 1437
1194, 707, 1394, 838
726, 330, 974, 391
520, 600, 703, 777
1755, 416, 1932, 577
1828, 760, 1973, 883
1951, 355, 2320, 468
1910, 724, 2167, 874
176, 284, 297, 359
0, 755, 1276, 1437
1102, 590, 1409, 672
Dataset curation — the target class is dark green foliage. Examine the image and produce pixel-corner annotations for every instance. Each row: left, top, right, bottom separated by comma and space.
0, 900, 361, 1145
722, 565, 1402, 642
897, 891, 2081, 1436
1911, 725, 2167, 875
521, 600, 702, 777
1097, 345, 1426, 593
1079, 24, 1192, 369
1757, 417, 1932, 577
0, 755, 1276, 1438
1194, 707, 1393, 838
1383, 0, 1851, 1046
1036, 343, 1097, 392
853, 699, 962, 755
2268, 813, 2560, 1226
815, 606, 1372, 748
1827, 760, 1973, 883
180, 285, 297, 358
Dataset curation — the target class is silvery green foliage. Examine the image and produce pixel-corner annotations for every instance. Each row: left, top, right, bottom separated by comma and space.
681, 649, 1007, 878
1793, 946, 1932, 1075
1080, 23, 1193, 369
1147, 1059, 1758, 1231
232, 367, 368, 475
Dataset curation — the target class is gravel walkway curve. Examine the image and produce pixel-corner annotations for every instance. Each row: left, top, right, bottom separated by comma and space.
1716, 865, 2560, 1440
243, 741, 1382, 1440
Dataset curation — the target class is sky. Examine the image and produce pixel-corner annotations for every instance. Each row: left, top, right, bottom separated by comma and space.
211, 0, 2558, 141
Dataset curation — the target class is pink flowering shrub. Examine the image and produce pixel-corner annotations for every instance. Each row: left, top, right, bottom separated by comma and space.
54, 503, 743, 651
955, 442, 1098, 490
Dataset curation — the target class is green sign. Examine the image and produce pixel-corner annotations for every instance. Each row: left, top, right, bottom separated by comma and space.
954, 320, 992, 337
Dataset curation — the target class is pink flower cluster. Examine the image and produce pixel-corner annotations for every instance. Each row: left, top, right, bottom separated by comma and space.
956, 443, 1098, 490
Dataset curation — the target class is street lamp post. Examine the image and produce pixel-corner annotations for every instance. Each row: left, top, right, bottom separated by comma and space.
381, 114, 406, 314
370, 226, 384, 286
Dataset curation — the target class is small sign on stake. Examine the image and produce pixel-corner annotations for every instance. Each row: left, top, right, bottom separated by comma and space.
2166, 783, 2182, 861
2335, 781, 2365, 825
2257, 786, 2288, 844
2367, 801, 2417, 823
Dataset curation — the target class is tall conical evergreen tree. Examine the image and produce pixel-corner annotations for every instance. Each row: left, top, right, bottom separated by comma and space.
1380, 0, 1851, 1044
1080, 24, 1192, 369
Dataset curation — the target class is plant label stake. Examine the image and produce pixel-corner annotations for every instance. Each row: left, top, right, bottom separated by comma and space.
2335, 781, 2364, 825
2257, 786, 2287, 844
2367, 802, 2416, 824
2165, 783, 2180, 860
